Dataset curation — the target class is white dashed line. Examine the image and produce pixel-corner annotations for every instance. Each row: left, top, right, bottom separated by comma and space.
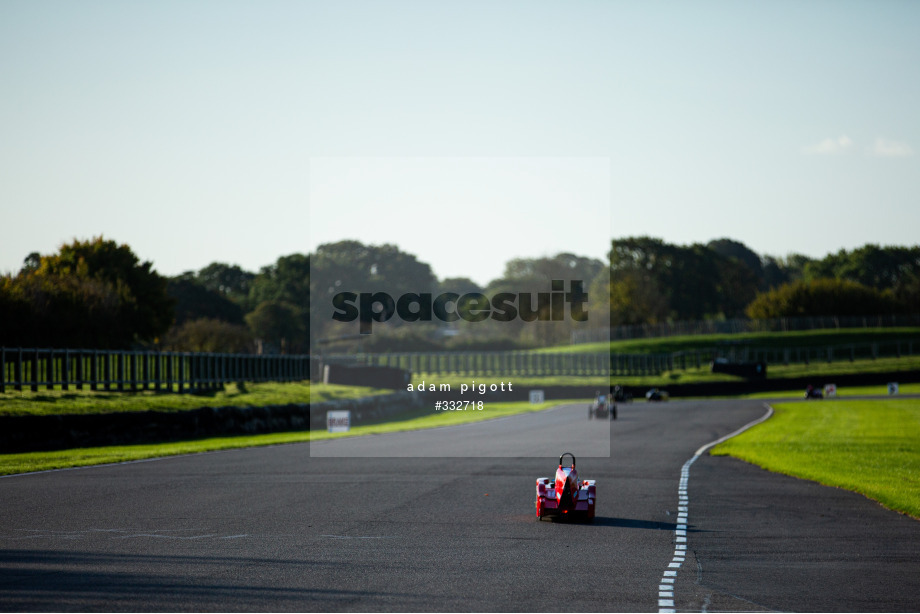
656, 404, 774, 613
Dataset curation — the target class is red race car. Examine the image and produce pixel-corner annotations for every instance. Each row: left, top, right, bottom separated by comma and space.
535, 452, 596, 521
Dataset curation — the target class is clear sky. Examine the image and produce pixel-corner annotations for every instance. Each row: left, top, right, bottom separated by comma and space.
2, 1, 918, 287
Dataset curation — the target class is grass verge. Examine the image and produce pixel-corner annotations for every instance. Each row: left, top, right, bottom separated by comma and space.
739, 383, 920, 400
409, 374, 608, 388
711, 398, 920, 519
546, 327, 920, 354
411, 355, 920, 390
0, 381, 389, 417
0, 432, 314, 477
0, 399, 578, 476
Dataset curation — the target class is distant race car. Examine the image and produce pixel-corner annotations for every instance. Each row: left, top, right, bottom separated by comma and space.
535, 452, 596, 522
804, 385, 823, 400
645, 388, 669, 402
588, 393, 617, 420
611, 385, 632, 403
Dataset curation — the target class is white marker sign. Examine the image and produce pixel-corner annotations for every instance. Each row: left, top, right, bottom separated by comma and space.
326, 410, 351, 432
888, 382, 900, 396
824, 384, 837, 398
529, 390, 545, 404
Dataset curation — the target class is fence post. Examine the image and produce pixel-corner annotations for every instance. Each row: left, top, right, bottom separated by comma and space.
15, 348, 23, 392
89, 350, 97, 391
116, 352, 124, 392
62, 349, 70, 391
31, 349, 39, 392
76, 350, 84, 390
142, 353, 149, 391
102, 351, 111, 390
45, 349, 54, 391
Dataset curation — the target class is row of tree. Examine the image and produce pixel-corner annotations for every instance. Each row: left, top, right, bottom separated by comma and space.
1, 236, 917, 352
1, 239, 173, 349
608, 237, 920, 325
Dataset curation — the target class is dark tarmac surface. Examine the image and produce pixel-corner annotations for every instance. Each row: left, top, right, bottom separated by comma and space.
0, 399, 917, 612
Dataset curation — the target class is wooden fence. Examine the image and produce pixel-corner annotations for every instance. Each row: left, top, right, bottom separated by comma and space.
2, 339, 915, 393
572, 314, 920, 344
325, 351, 673, 377
324, 339, 917, 378
708, 340, 915, 366
0, 348, 311, 394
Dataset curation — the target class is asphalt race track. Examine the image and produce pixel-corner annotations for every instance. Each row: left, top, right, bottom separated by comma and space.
1, 400, 918, 612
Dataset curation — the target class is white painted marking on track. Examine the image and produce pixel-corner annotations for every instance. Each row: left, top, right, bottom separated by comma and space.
321, 534, 393, 540
119, 533, 220, 540
656, 403, 774, 613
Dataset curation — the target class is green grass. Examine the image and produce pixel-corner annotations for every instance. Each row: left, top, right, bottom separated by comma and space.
761, 355, 920, 378
0, 381, 389, 417
544, 327, 920, 355
739, 383, 920, 400
3, 353, 916, 417
4, 327, 917, 417
647, 355, 920, 391
711, 398, 920, 519
0, 399, 578, 476
408, 355, 920, 391
409, 374, 609, 388
0, 432, 316, 476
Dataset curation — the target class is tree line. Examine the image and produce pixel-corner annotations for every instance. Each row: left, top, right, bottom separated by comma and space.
608, 237, 919, 325
1, 236, 917, 353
